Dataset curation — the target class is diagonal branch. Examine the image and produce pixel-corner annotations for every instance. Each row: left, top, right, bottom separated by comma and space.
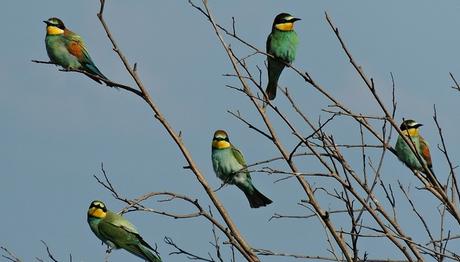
40, 240, 59, 262
31, 60, 143, 96
94, 0, 257, 260
189, 1, 353, 260
1, 246, 22, 262
324, 12, 460, 226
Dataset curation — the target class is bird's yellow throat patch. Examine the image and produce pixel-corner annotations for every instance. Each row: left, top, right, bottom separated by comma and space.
404, 128, 419, 137
47, 26, 64, 35
88, 207, 107, 218
213, 140, 231, 149
275, 22, 294, 31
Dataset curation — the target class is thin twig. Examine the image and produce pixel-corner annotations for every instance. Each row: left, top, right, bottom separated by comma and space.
165, 237, 215, 262
40, 240, 59, 262
1, 246, 22, 262
31, 60, 143, 96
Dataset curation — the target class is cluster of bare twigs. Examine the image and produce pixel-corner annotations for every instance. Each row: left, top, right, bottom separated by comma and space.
23, 0, 460, 261
93, 165, 234, 262
1, 241, 70, 262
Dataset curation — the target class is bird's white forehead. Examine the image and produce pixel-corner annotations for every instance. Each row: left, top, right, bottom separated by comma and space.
215, 134, 227, 139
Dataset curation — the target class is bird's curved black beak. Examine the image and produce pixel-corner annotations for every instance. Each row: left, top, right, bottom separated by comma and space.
43, 20, 51, 25
291, 18, 301, 22
414, 123, 423, 128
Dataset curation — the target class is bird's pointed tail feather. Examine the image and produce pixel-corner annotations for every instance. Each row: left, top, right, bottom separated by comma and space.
125, 243, 162, 262
84, 64, 109, 84
265, 59, 285, 100
239, 184, 272, 208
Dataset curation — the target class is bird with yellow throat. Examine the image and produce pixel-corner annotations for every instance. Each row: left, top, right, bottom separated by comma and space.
211, 130, 272, 208
265, 13, 300, 100
44, 17, 109, 84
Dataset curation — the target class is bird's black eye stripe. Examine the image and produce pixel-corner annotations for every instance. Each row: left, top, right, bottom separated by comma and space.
400, 121, 420, 131
46, 20, 65, 30
214, 137, 229, 142
279, 18, 294, 23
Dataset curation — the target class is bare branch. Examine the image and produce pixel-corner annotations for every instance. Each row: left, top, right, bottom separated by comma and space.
1, 246, 22, 262
40, 240, 59, 262
433, 106, 460, 203
449, 72, 460, 92
165, 237, 215, 262
95, 0, 258, 260
31, 60, 143, 96
189, 1, 354, 259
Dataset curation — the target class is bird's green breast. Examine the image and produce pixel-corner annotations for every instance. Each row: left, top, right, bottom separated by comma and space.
45, 35, 81, 69
268, 30, 299, 63
212, 148, 245, 182
87, 216, 108, 245
395, 135, 424, 170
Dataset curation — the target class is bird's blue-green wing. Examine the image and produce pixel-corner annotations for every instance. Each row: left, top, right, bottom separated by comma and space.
266, 32, 272, 53
98, 221, 159, 260
419, 136, 433, 168
98, 220, 139, 246
63, 30, 93, 64
63, 29, 107, 79
231, 145, 248, 167
105, 212, 140, 235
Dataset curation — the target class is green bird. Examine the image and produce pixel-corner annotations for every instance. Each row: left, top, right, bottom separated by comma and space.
395, 119, 441, 187
87, 200, 162, 262
211, 130, 272, 208
265, 13, 301, 100
44, 17, 108, 84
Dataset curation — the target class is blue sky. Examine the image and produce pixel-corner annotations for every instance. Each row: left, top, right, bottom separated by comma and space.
1, 0, 460, 261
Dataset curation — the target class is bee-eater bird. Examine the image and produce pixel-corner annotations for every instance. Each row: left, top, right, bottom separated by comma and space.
44, 17, 108, 84
265, 13, 300, 100
87, 200, 162, 262
395, 119, 441, 187
211, 130, 272, 208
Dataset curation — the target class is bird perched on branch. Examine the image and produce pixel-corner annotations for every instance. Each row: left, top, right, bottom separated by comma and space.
265, 13, 300, 100
395, 119, 441, 187
87, 200, 162, 262
211, 130, 272, 208
44, 17, 109, 84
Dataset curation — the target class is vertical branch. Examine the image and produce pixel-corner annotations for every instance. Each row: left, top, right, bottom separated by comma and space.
433, 106, 460, 204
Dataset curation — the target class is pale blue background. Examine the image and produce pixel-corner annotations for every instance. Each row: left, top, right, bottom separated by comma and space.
1, 1, 460, 261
